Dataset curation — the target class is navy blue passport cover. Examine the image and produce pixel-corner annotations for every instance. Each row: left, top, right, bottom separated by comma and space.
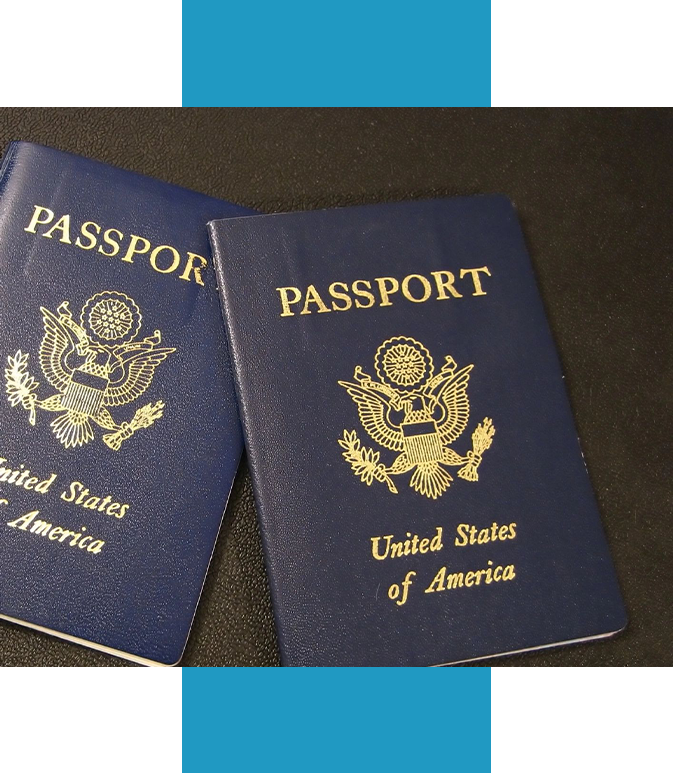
210, 197, 627, 667
0, 142, 252, 665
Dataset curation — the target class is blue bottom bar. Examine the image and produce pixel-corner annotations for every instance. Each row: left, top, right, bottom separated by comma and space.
183, 668, 673, 773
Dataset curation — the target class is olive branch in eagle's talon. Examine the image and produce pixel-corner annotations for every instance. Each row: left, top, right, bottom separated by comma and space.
338, 429, 398, 494
5, 350, 40, 426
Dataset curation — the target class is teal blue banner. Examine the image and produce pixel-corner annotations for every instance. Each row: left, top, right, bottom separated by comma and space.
183, 668, 672, 773
182, 0, 671, 107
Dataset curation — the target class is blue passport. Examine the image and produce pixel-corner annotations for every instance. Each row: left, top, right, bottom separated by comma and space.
0, 142, 252, 665
209, 197, 627, 667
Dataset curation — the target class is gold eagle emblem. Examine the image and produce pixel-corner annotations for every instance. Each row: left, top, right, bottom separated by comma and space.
338, 336, 495, 499
4, 291, 175, 450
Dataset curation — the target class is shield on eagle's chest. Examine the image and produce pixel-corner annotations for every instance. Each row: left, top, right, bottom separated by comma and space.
401, 419, 444, 465
60, 366, 109, 417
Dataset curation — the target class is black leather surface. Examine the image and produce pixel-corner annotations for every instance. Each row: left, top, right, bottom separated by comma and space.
0, 108, 670, 667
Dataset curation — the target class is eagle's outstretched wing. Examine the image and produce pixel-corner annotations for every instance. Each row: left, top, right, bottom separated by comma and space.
39, 308, 77, 392
429, 364, 473, 445
337, 380, 405, 451
104, 348, 175, 407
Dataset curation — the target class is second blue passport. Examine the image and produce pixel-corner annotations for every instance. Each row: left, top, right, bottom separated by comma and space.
0, 142, 252, 665
210, 197, 627, 666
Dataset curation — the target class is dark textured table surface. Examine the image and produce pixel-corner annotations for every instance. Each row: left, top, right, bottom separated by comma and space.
0, 108, 670, 667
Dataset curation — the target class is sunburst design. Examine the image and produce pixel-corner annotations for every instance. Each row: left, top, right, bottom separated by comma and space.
382, 344, 424, 385
81, 291, 141, 345
89, 299, 133, 340
375, 336, 433, 391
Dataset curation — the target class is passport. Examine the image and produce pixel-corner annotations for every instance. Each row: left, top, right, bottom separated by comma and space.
0, 142, 253, 665
209, 197, 627, 667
